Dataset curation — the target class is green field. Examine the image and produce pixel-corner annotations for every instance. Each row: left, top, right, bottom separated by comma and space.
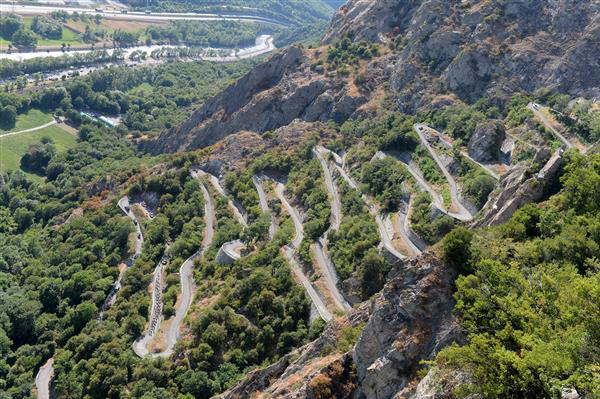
128, 82, 154, 95
0, 17, 84, 47
0, 109, 53, 134
0, 125, 77, 175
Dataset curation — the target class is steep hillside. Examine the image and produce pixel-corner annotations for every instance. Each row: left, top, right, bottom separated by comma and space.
146, 0, 600, 155
325, 0, 600, 108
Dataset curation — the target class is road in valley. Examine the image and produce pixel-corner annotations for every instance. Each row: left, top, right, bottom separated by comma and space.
414, 124, 474, 222
252, 175, 277, 240
273, 182, 332, 322
0, 4, 287, 25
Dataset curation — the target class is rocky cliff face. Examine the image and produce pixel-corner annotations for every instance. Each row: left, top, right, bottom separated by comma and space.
475, 147, 564, 226
217, 254, 462, 399
325, 0, 600, 110
144, 45, 388, 154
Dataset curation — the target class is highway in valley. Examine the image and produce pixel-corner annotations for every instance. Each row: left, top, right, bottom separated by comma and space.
0, 4, 287, 25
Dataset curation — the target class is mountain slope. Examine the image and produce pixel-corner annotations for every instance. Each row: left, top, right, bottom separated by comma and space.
146, 0, 600, 155
325, 0, 600, 108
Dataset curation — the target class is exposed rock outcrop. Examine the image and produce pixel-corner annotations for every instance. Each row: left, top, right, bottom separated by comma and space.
326, 0, 600, 110
409, 367, 480, 399
143, 45, 382, 154
353, 254, 463, 399
475, 147, 565, 227
468, 120, 506, 163
217, 254, 462, 399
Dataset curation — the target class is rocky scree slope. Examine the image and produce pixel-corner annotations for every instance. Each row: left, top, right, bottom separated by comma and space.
325, 0, 600, 109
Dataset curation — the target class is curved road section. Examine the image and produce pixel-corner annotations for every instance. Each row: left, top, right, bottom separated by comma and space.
132, 251, 169, 357
273, 182, 332, 322
326, 150, 406, 261
35, 358, 54, 399
159, 174, 215, 357
313, 147, 352, 312
252, 175, 277, 240
528, 102, 573, 149
99, 197, 145, 317
205, 172, 248, 227
414, 124, 474, 222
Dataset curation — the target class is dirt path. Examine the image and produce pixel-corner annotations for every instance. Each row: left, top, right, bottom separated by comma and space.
0, 121, 57, 137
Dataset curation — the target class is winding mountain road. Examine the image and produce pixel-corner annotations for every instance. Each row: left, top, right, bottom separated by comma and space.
314, 147, 342, 230
313, 147, 352, 312
98, 197, 145, 318
133, 172, 215, 358
326, 150, 406, 261
205, 172, 248, 227
396, 196, 427, 256
252, 175, 277, 240
34, 358, 53, 399
159, 174, 215, 356
414, 124, 474, 222
132, 251, 169, 357
528, 102, 573, 149
273, 182, 332, 322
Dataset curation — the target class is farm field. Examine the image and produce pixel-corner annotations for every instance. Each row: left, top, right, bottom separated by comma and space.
0, 124, 77, 175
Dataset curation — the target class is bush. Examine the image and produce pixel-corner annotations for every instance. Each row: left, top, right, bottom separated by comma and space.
442, 227, 474, 275
0, 105, 16, 129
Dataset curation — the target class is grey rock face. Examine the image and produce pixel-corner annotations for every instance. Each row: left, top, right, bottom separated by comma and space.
144, 45, 376, 154
409, 367, 481, 399
468, 120, 506, 163
326, 0, 600, 110
353, 255, 464, 399
474, 147, 564, 227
